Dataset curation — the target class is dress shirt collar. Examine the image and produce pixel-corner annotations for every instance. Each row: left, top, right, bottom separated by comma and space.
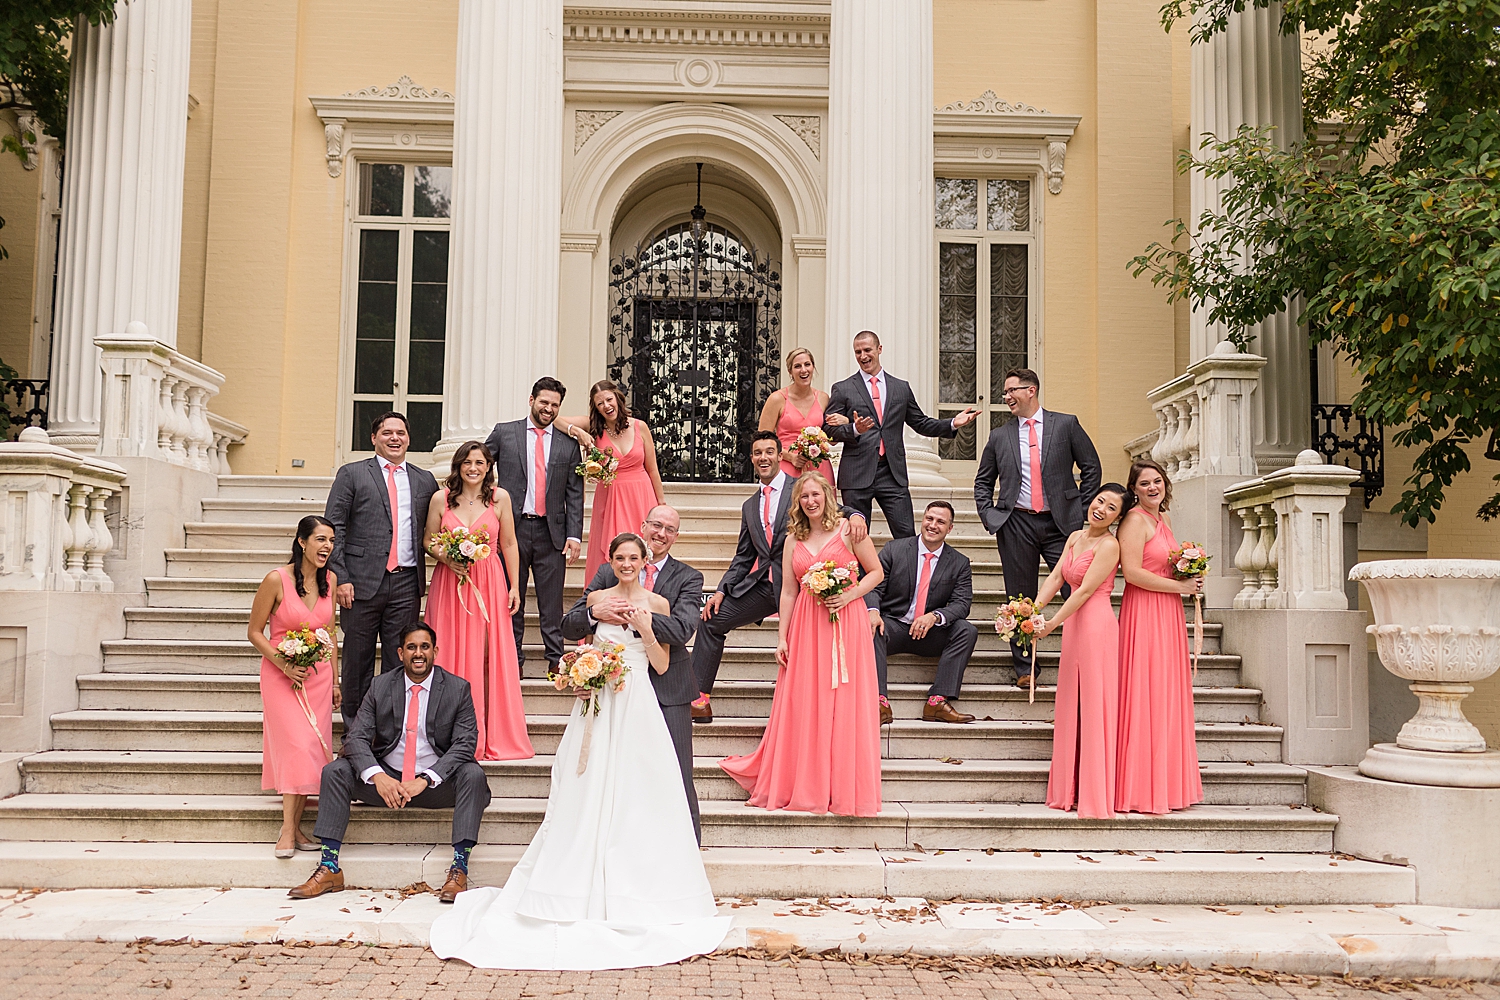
402, 671, 433, 697
380, 457, 408, 473
917, 540, 945, 561
648, 553, 669, 574
526, 417, 553, 437
1019, 408, 1044, 428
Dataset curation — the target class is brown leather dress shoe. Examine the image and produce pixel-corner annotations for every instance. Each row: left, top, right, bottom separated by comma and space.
439, 865, 468, 903
287, 865, 344, 899
1015, 673, 1034, 690
879, 701, 893, 726
691, 699, 712, 724
923, 700, 975, 724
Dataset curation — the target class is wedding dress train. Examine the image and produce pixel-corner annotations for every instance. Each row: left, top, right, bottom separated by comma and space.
429, 622, 730, 969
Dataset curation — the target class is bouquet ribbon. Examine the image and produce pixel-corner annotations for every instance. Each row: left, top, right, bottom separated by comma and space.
577, 690, 597, 775
830, 608, 849, 689
457, 573, 490, 623
292, 675, 334, 764
1191, 593, 1204, 681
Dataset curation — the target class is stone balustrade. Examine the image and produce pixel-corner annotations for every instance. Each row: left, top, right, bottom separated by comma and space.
96, 323, 243, 473
0, 427, 128, 592
1145, 340, 1266, 481
1224, 450, 1360, 610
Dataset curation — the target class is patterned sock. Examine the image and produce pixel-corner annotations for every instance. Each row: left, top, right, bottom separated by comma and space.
319, 839, 341, 872
692, 693, 710, 707
879, 695, 891, 708
452, 840, 476, 874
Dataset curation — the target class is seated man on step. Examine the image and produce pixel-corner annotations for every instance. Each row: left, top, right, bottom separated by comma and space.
868, 501, 979, 724
290, 621, 491, 904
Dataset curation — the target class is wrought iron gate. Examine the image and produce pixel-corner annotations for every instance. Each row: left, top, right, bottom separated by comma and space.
606, 198, 781, 482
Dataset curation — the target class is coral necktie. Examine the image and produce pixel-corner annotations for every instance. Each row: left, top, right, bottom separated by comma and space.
643, 562, 658, 591
384, 463, 401, 572
762, 485, 775, 547
914, 552, 936, 621
401, 683, 421, 783
868, 376, 885, 456
532, 426, 547, 517
1027, 418, 1045, 512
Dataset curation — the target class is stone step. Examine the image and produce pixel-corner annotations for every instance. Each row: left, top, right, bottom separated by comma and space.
0, 841, 1413, 903
21, 750, 1308, 806
48, 710, 1284, 760
0, 793, 1337, 852
75, 673, 1263, 725
213, 475, 333, 500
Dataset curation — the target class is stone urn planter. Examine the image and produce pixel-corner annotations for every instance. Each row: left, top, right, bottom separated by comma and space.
1350, 559, 1500, 786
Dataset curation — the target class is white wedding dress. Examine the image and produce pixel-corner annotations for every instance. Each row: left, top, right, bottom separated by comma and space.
430, 623, 730, 969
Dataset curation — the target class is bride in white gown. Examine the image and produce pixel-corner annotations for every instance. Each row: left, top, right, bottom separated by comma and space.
430, 532, 731, 970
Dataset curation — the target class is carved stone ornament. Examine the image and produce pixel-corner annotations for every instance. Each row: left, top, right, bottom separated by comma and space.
574, 110, 623, 152
775, 115, 821, 159
15, 112, 40, 170
1047, 139, 1067, 196
937, 90, 1048, 115
342, 75, 454, 101
323, 120, 346, 178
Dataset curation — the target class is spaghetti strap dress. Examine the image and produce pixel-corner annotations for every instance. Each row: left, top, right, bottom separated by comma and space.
585, 419, 658, 581
1045, 544, 1119, 820
259, 565, 335, 795
774, 389, 837, 486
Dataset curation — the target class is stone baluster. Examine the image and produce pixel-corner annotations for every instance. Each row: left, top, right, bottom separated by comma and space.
185, 385, 211, 469
1255, 505, 1279, 605
1231, 503, 1262, 608
1179, 396, 1201, 477
84, 486, 115, 590
1264, 449, 1360, 609
168, 379, 191, 462
156, 372, 178, 456
64, 484, 93, 582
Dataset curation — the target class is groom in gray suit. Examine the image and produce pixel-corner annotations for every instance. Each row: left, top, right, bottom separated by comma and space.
825, 331, 977, 538
560, 506, 704, 840
484, 378, 585, 674
325, 411, 440, 723
974, 368, 1101, 689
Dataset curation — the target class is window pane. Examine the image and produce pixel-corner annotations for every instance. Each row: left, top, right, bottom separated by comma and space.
351, 400, 393, 451
411, 230, 449, 284
358, 163, 404, 216
358, 229, 399, 281
935, 178, 978, 230
413, 166, 452, 218
407, 339, 444, 397
355, 230, 399, 396
938, 243, 977, 406
989, 244, 1029, 399
355, 337, 395, 395
938, 408, 977, 461
987, 179, 1031, 232
406, 401, 442, 453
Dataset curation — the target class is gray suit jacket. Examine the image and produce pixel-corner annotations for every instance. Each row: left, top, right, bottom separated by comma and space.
339, 665, 479, 784
483, 419, 584, 552
973, 409, 1102, 536
870, 536, 973, 626
560, 556, 705, 707
824, 370, 955, 490
325, 457, 440, 598
718, 479, 863, 599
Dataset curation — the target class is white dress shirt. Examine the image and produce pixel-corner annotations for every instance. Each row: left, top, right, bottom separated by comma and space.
1016, 408, 1047, 512
362, 672, 442, 787
902, 541, 946, 625
382, 459, 416, 567
758, 471, 787, 537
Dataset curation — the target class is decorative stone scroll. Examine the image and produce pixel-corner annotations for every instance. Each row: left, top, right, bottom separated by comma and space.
574, 111, 622, 152
774, 115, 821, 159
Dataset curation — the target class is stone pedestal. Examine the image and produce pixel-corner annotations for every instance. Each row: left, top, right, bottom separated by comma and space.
826, 0, 947, 485
437, 0, 564, 464
1307, 767, 1500, 907
49, 0, 193, 451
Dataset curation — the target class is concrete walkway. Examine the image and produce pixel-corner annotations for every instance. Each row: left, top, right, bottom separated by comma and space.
1, 886, 1497, 980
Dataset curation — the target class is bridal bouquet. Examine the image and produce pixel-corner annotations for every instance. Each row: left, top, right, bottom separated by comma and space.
575, 445, 619, 486
276, 624, 336, 763
787, 426, 834, 468
550, 640, 629, 775
994, 597, 1045, 653
801, 559, 859, 623
431, 524, 493, 619
1170, 541, 1211, 676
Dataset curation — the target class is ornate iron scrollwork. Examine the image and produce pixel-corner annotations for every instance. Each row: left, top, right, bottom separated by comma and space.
606, 212, 781, 483
1, 379, 49, 441
1312, 403, 1384, 505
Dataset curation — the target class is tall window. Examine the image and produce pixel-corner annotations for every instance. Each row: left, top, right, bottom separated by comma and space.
347, 161, 452, 455
935, 177, 1035, 460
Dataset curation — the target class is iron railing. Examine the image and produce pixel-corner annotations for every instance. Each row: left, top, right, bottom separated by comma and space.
1, 378, 49, 442
1312, 403, 1383, 505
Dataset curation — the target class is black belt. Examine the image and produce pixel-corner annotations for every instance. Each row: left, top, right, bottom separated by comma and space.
388, 565, 414, 573
521, 513, 548, 521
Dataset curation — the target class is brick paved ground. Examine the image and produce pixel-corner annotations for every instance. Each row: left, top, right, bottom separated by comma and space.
0, 942, 1495, 999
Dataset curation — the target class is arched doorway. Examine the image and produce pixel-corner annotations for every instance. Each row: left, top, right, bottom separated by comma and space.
606, 165, 782, 483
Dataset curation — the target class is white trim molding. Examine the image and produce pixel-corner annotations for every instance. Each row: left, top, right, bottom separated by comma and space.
933, 90, 1081, 195
309, 76, 456, 179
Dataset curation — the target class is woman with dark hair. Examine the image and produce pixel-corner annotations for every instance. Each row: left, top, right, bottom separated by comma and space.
1115, 458, 1204, 814
1034, 484, 1132, 819
720, 472, 884, 817
248, 515, 339, 858
423, 441, 531, 762
556, 380, 666, 581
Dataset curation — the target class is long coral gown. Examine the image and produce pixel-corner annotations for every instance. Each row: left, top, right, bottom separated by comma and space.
585, 419, 659, 581
259, 565, 335, 795
1115, 509, 1203, 814
720, 530, 882, 817
425, 495, 534, 761
773, 389, 837, 486
1046, 544, 1119, 820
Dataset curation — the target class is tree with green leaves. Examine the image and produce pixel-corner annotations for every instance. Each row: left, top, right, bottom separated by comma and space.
1132, 0, 1500, 525
1, 0, 116, 163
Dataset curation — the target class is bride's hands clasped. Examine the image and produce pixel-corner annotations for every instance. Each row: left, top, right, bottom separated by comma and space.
622, 603, 656, 643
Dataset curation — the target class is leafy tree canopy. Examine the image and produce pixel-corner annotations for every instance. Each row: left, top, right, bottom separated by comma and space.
1133, 0, 1500, 525
1, 0, 116, 161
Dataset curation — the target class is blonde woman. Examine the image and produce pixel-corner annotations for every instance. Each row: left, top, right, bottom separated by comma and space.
759, 347, 844, 486
720, 473, 883, 816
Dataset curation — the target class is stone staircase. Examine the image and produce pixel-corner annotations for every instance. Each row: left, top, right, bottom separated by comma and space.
0, 475, 1416, 903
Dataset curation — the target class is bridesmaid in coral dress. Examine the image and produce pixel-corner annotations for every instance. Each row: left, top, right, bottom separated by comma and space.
559, 381, 665, 582
1034, 485, 1131, 820
1115, 458, 1205, 814
759, 347, 843, 487
248, 515, 339, 857
423, 441, 533, 762
721, 472, 884, 816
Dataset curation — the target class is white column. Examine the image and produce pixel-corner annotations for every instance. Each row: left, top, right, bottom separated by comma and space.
437, 0, 564, 463
825, 0, 946, 487
49, 0, 192, 452
1190, 1, 1309, 468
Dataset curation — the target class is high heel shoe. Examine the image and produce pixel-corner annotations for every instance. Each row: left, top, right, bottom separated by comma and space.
275, 846, 295, 859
